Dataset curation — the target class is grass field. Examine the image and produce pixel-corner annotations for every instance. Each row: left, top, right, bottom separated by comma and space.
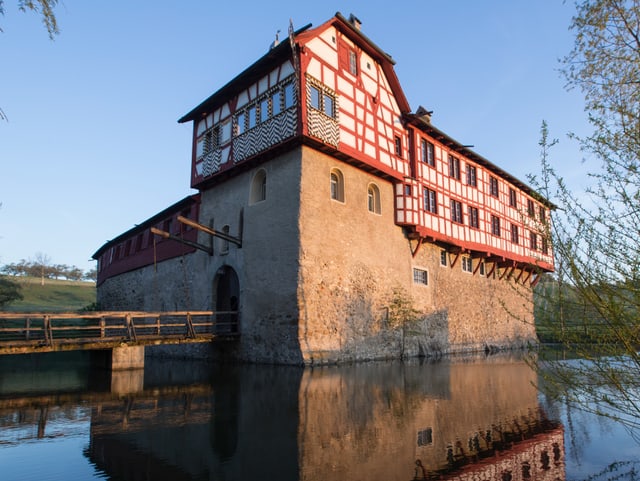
1, 276, 96, 312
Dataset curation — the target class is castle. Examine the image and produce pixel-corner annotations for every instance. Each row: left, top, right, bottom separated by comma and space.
93, 13, 554, 365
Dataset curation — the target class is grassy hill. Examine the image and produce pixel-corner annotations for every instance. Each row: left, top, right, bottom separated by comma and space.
1, 276, 96, 312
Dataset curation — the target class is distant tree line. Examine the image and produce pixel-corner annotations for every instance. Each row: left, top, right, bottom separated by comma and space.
1, 258, 96, 282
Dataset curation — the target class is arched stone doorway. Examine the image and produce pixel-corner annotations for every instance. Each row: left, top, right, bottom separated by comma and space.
213, 265, 239, 333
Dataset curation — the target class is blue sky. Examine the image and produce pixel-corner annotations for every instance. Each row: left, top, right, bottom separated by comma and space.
0, 1, 589, 273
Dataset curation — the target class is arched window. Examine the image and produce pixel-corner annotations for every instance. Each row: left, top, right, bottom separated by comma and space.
367, 183, 381, 214
250, 169, 267, 204
330, 168, 344, 202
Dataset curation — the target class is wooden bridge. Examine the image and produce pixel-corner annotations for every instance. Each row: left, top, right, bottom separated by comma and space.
0, 311, 238, 369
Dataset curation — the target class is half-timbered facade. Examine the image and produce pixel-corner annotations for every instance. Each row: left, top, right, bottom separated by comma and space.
93, 13, 553, 364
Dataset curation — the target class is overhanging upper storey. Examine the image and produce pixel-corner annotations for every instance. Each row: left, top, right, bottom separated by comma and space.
397, 111, 555, 273
179, 12, 417, 190
179, 24, 311, 190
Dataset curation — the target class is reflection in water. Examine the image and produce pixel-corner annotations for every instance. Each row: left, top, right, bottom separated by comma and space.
0, 353, 565, 481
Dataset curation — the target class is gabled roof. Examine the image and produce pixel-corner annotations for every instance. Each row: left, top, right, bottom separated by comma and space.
404, 112, 556, 209
295, 12, 411, 113
178, 23, 311, 124
178, 12, 411, 124
92, 194, 200, 259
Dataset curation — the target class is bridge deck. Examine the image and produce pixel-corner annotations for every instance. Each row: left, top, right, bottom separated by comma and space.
0, 311, 238, 355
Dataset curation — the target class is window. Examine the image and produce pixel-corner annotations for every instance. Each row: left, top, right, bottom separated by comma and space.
236, 111, 246, 135
440, 250, 448, 266
271, 90, 282, 116
248, 105, 257, 129
323, 92, 335, 117
511, 224, 519, 244
509, 188, 517, 207
308, 81, 337, 119
417, 428, 433, 446
250, 169, 267, 204
423, 188, 437, 214
451, 199, 463, 224
491, 215, 501, 236
539, 206, 546, 222
367, 184, 381, 214
530, 231, 538, 251
466, 165, 477, 187
448, 155, 460, 180
309, 85, 321, 110
468, 206, 479, 228
395, 136, 402, 158
220, 120, 232, 144
260, 98, 270, 123
489, 176, 499, 197
284, 82, 296, 108
462, 256, 473, 273
527, 199, 535, 218
203, 127, 218, 154
413, 268, 428, 285
421, 139, 435, 166
479, 262, 485, 276
330, 168, 345, 202
542, 235, 549, 254
348, 50, 358, 75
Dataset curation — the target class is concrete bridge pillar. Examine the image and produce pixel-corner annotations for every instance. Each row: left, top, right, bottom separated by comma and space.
111, 345, 145, 370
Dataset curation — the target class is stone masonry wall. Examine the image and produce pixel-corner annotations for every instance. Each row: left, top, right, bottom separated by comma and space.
98, 146, 537, 365
297, 147, 536, 363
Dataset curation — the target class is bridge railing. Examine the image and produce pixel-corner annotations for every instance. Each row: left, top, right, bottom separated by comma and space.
0, 311, 238, 352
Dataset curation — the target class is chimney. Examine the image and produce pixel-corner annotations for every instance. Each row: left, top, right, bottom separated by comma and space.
416, 105, 433, 124
349, 13, 362, 31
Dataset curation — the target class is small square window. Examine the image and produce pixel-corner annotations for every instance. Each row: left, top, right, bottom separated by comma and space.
417, 428, 433, 446
413, 268, 428, 285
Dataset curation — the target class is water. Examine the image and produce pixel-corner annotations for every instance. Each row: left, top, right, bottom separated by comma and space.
0, 351, 637, 481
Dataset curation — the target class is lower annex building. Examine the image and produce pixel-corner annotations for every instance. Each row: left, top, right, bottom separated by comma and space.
93, 13, 554, 365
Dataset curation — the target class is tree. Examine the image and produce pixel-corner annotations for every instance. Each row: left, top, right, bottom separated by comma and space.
0, 1, 59, 38
533, 0, 640, 433
0, 276, 22, 307
33, 252, 50, 286
0, 1, 60, 121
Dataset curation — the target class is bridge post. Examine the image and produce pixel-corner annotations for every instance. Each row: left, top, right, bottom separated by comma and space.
111, 345, 145, 370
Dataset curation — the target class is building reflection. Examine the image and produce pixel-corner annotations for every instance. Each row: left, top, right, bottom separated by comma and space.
0, 354, 564, 481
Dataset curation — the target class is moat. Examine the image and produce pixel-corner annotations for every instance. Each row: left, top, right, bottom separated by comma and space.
0, 351, 637, 480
